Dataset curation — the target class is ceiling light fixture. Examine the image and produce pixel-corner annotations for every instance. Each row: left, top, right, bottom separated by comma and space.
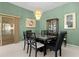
35, 8, 42, 20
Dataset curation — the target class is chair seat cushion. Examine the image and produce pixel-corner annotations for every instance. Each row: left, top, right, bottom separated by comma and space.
37, 42, 44, 48
32, 42, 44, 48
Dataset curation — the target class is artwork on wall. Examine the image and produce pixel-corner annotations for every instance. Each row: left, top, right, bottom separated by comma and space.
26, 18, 36, 28
64, 13, 76, 29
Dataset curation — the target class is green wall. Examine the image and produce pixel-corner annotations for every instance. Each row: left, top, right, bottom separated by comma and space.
0, 2, 35, 40
0, 2, 79, 46
37, 2, 79, 46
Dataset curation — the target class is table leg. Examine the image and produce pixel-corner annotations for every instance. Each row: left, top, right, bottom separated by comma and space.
44, 41, 47, 56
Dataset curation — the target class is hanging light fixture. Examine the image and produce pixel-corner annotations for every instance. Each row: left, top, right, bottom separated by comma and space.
35, 8, 42, 20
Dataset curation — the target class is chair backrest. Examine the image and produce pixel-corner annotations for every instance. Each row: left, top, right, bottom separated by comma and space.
26, 30, 32, 38
63, 31, 67, 38
41, 30, 44, 36
23, 31, 27, 40
47, 30, 53, 36
41, 30, 48, 36
29, 33, 37, 47
23, 30, 32, 40
55, 31, 66, 50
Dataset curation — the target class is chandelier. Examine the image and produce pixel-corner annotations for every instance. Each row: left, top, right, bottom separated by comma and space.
35, 8, 42, 20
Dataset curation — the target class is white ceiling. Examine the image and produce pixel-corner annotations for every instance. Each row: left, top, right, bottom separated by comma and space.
10, 2, 68, 12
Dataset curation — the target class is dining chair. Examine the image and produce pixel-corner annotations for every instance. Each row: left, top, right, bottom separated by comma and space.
47, 31, 66, 57
63, 31, 67, 47
23, 30, 32, 53
29, 33, 44, 57
41, 30, 48, 36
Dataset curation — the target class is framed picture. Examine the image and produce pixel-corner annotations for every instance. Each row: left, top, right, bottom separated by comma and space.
26, 18, 36, 28
64, 13, 76, 29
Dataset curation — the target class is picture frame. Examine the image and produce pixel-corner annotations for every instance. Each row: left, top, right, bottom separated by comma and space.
26, 18, 36, 28
64, 13, 76, 29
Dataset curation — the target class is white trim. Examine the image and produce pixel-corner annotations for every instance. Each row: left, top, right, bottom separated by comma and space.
0, 13, 19, 18
0, 16, 2, 46
67, 44, 79, 48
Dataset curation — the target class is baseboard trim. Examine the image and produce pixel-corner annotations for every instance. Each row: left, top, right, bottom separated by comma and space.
67, 44, 79, 48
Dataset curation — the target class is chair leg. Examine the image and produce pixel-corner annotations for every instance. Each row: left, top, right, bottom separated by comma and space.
44, 43, 47, 56
24, 40, 26, 50
55, 51, 57, 57
35, 48, 37, 57
59, 48, 61, 56
27, 43, 29, 53
43, 46, 45, 56
64, 39, 67, 47
29, 45, 32, 57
